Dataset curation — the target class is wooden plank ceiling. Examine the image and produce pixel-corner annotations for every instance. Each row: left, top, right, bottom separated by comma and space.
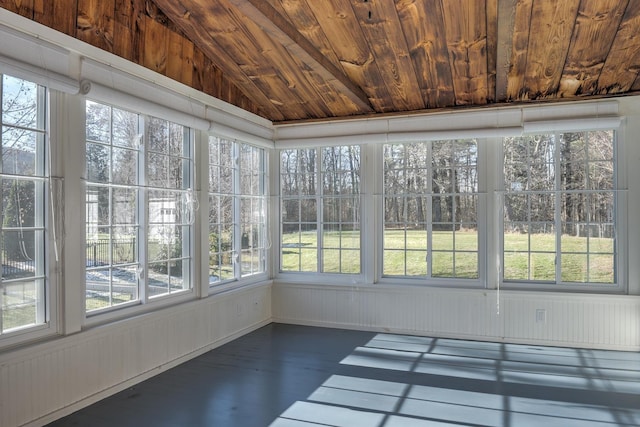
2, 0, 640, 123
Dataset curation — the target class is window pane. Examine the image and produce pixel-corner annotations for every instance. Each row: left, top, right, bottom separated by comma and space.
323, 249, 340, 273
561, 254, 588, 283
86, 266, 138, 312
502, 131, 616, 285
322, 224, 340, 248
148, 117, 168, 153
2, 280, 40, 332
149, 191, 183, 225
2, 75, 39, 128
168, 123, 184, 157
405, 251, 427, 276
281, 145, 359, 275
503, 253, 529, 281
384, 229, 405, 250
210, 137, 266, 283
529, 228, 554, 252
1, 75, 47, 337
86, 186, 110, 232
405, 228, 427, 249
406, 197, 428, 224
148, 152, 168, 187
112, 188, 137, 225
148, 261, 170, 296
455, 252, 478, 279
300, 248, 317, 272
530, 253, 555, 281
86, 102, 192, 311
112, 227, 137, 265
589, 254, 614, 283
384, 250, 406, 276
112, 146, 138, 185
341, 250, 360, 274
432, 229, 453, 251
112, 108, 139, 148
86, 101, 111, 143
281, 149, 316, 197
2, 127, 39, 175
1, 230, 38, 279
281, 246, 301, 271
432, 252, 453, 277
86, 142, 109, 183
455, 227, 477, 251
282, 199, 299, 223
383, 140, 477, 280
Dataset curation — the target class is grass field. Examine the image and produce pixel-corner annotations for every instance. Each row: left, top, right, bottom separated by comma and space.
2, 229, 615, 331
281, 229, 615, 283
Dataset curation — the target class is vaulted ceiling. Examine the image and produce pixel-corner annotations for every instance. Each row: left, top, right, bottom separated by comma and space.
2, 0, 640, 123
149, 0, 640, 122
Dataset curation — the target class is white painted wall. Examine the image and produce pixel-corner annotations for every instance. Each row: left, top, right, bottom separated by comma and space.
0, 284, 271, 427
272, 95, 640, 353
618, 96, 640, 296
272, 282, 640, 351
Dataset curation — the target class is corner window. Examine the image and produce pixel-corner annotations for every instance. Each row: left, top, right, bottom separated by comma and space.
85, 101, 193, 313
1, 74, 48, 335
280, 145, 361, 274
382, 140, 479, 279
502, 131, 617, 285
208, 136, 267, 286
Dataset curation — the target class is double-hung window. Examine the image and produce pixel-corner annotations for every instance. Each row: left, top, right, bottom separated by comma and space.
208, 136, 267, 286
383, 140, 480, 280
85, 101, 193, 313
280, 145, 361, 274
0, 74, 48, 336
502, 130, 617, 286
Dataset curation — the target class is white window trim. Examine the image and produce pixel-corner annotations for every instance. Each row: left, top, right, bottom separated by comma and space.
276, 116, 626, 294
278, 145, 364, 278
82, 99, 197, 324
0, 77, 59, 347
496, 128, 626, 293
376, 140, 485, 286
206, 135, 270, 294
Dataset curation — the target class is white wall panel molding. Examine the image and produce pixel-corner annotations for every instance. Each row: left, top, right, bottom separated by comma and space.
272, 282, 640, 352
274, 100, 620, 147
0, 283, 271, 427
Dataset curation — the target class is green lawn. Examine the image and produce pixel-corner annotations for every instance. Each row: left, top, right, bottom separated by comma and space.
2, 282, 37, 331
503, 232, 614, 283
281, 229, 615, 283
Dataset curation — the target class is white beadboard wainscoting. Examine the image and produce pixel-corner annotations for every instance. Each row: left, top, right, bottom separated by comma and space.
0, 283, 271, 427
272, 282, 640, 352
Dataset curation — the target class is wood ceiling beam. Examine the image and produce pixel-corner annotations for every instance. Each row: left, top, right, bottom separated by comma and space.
226, 0, 373, 113
149, 0, 285, 120
496, 0, 517, 102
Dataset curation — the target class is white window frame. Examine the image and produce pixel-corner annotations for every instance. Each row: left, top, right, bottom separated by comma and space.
207, 135, 269, 293
498, 128, 626, 293
0, 73, 58, 347
278, 145, 363, 280
84, 99, 196, 322
379, 139, 485, 286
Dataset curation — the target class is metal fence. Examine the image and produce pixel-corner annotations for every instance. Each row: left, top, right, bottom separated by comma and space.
1, 254, 35, 280
86, 238, 136, 267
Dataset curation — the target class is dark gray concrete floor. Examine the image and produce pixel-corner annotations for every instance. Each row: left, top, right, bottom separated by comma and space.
47, 323, 640, 427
